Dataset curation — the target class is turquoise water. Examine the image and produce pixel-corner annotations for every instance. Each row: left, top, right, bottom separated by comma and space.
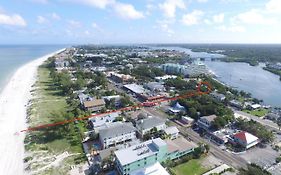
0, 45, 67, 92
158, 46, 281, 107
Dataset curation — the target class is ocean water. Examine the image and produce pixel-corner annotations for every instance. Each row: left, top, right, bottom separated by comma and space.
0, 45, 67, 92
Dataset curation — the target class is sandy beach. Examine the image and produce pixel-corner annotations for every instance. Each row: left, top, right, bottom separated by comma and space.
0, 49, 65, 175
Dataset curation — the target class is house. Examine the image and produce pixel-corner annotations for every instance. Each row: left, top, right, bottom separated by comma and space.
266, 113, 280, 121
155, 75, 177, 82
99, 122, 136, 149
83, 99, 106, 112
181, 116, 194, 125
229, 100, 243, 109
232, 131, 259, 149
78, 93, 92, 104
114, 137, 196, 175
55, 59, 69, 68
110, 72, 134, 83
164, 126, 179, 140
210, 92, 226, 102
168, 102, 186, 114
248, 104, 262, 110
88, 112, 120, 131
144, 82, 165, 92
102, 95, 122, 107
197, 115, 218, 130
135, 117, 166, 136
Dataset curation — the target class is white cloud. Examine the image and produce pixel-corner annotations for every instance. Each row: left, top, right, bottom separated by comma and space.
113, 2, 144, 20
70, 0, 115, 9
197, 0, 208, 2
204, 19, 212, 25
217, 25, 245, 32
0, 12, 26, 26
266, 0, 281, 14
159, 0, 186, 18
37, 15, 47, 24
233, 9, 276, 25
181, 10, 204, 26
68, 20, 81, 27
213, 13, 224, 23
50, 12, 60, 20
29, 0, 48, 4
156, 19, 175, 36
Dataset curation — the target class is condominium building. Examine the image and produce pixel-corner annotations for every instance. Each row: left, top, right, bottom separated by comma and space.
99, 122, 136, 149
114, 137, 197, 175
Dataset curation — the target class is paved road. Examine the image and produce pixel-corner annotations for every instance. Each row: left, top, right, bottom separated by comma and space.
234, 110, 280, 131
107, 79, 248, 169
143, 107, 248, 169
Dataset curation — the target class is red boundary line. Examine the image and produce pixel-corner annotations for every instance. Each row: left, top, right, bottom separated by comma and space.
20, 81, 211, 132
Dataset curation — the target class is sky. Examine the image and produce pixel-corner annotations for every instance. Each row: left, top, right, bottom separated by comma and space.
0, 0, 281, 44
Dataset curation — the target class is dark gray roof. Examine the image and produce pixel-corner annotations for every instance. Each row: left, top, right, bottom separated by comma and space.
136, 117, 165, 130
99, 122, 136, 140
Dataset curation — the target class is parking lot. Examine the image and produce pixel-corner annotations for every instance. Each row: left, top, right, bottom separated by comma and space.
238, 145, 279, 169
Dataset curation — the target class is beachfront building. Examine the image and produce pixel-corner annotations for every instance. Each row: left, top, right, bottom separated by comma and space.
88, 112, 120, 131
99, 122, 136, 149
83, 99, 106, 112
135, 117, 166, 137
232, 131, 259, 149
130, 162, 170, 175
114, 137, 197, 175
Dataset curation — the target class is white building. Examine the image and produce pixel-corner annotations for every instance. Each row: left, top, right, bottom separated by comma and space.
135, 117, 166, 136
130, 162, 170, 175
99, 122, 136, 149
164, 126, 179, 140
197, 115, 218, 130
232, 131, 259, 149
88, 112, 120, 131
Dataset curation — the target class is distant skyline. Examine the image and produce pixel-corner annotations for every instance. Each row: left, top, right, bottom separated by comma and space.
0, 0, 281, 44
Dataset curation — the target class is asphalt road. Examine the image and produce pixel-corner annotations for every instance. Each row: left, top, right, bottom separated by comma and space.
107, 79, 248, 169
143, 107, 248, 169
234, 110, 280, 131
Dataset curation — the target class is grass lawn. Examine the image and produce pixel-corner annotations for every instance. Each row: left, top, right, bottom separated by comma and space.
243, 108, 269, 117
171, 158, 208, 175
29, 66, 68, 126
25, 62, 85, 174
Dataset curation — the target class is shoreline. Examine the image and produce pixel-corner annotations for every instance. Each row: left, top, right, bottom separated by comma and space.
0, 48, 65, 175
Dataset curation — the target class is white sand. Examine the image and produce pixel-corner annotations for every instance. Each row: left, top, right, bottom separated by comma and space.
0, 49, 65, 175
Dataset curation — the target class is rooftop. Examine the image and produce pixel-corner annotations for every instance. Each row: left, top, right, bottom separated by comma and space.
99, 122, 136, 140
83, 99, 105, 108
165, 137, 197, 153
130, 162, 170, 175
124, 83, 146, 94
115, 138, 165, 166
88, 112, 120, 128
164, 126, 179, 135
136, 117, 166, 130
200, 114, 218, 123
233, 131, 259, 144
